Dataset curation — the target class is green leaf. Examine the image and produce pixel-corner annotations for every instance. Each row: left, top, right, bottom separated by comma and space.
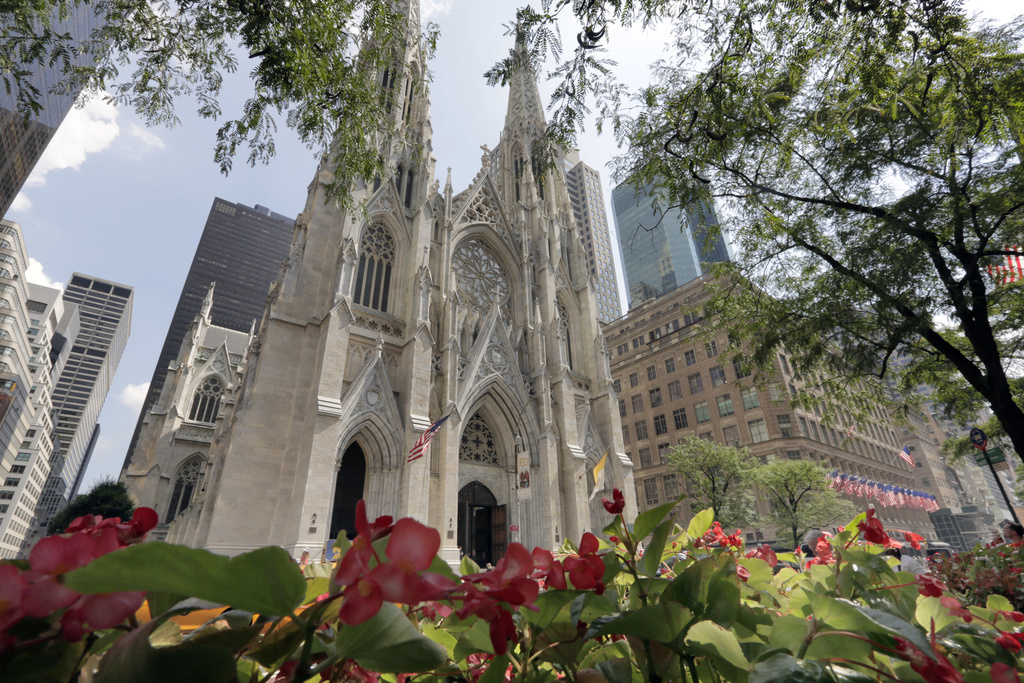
527, 590, 579, 629
421, 622, 458, 659
460, 555, 481, 576
749, 653, 831, 683
686, 507, 715, 539
477, 654, 510, 683
94, 616, 239, 683
915, 596, 958, 633
768, 615, 809, 654
588, 604, 693, 643
807, 593, 934, 660
303, 576, 330, 605
987, 594, 1014, 612
64, 543, 306, 617
642, 519, 674, 576
453, 617, 495, 659
334, 602, 446, 672
685, 620, 750, 681
634, 498, 681, 541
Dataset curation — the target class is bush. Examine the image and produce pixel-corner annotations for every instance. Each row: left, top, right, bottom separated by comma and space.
931, 542, 1024, 612
3, 491, 1023, 682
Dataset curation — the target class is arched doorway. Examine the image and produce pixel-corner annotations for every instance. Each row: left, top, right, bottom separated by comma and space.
331, 442, 367, 540
458, 481, 506, 567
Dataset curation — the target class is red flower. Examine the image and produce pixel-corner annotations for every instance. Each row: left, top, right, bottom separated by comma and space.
745, 544, 778, 567
916, 575, 946, 598
562, 533, 606, 594
736, 564, 750, 582
996, 632, 1022, 653
531, 548, 567, 590
904, 531, 925, 551
602, 488, 625, 515
858, 509, 891, 546
939, 596, 973, 623
0, 565, 26, 633
893, 636, 964, 683
992, 662, 1022, 683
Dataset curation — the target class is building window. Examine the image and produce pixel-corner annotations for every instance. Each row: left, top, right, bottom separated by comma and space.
779, 354, 791, 375
668, 380, 682, 401
622, 425, 630, 444
188, 376, 225, 424
3, 479, 19, 487
740, 387, 759, 410
748, 418, 769, 443
635, 420, 649, 440
354, 223, 396, 312
673, 408, 688, 430
9, 466, 24, 474
695, 402, 710, 424
663, 473, 679, 499
665, 357, 676, 374
799, 417, 809, 437
167, 455, 204, 522
777, 414, 793, 438
706, 341, 719, 358
632, 336, 645, 349
646, 365, 657, 381
643, 477, 659, 506
618, 399, 626, 418
733, 355, 751, 380
654, 414, 668, 436
709, 365, 727, 387
809, 421, 821, 441
717, 394, 734, 417
629, 372, 639, 388
657, 442, 671, 463
649, 387, 663, 407
769, 384, 784, 402
613, 379, 621, 393
631, 394, 644, 413
684, 349, 697, 366
688, 373, 704, 394
722, 424, 740, 447
786, 450, 802, 461
639, 447, 652, 468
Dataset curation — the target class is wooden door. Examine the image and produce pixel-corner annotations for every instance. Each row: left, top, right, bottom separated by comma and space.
492, 504, 508, 562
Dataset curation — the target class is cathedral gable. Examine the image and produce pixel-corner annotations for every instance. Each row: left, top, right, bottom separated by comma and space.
366, 184, 409, 241
457, 306, 529, 413
336, 349, 403, 432
451, 175, 520, 254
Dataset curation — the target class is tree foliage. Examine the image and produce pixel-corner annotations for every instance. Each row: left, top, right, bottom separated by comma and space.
752, 460, 858, 548
666, 434, 758, 530
1, 0, 437, 206
496, 0, 1024, 460
47, 478, 135, 535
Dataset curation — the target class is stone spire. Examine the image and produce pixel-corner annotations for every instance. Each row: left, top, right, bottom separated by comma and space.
502, 33, 548, 149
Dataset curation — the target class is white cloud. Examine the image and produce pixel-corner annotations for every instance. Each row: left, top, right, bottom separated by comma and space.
422, 0, 452, 21
119, 382, 150, 414
9, 193, 31, 213
127, 122, 165, 150
25, 96, 120, 188
25, 258, 64, 290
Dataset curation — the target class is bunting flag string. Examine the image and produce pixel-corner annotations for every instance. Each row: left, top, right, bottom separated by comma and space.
826, 470, 939, 512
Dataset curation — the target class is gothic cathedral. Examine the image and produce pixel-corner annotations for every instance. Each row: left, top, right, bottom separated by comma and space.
126, 1, 637, 564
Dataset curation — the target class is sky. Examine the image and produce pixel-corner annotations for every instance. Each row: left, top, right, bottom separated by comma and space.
5, 0, 1019, 495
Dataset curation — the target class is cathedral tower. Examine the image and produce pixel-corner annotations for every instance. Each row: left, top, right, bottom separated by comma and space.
141, 3, 636, 562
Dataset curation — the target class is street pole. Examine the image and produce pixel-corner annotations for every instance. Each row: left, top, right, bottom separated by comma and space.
982, 445, 1020, 526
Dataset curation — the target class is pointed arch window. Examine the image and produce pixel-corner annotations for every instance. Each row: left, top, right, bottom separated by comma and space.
167, 455, 203, 521
556, 300, 573, 370
354, 223, 395, 312
188, 376, 224, 423
460, 412, 499, 464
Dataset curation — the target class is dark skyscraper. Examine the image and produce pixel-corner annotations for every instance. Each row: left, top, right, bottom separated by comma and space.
0, 6, 102, 217
612, 181, 732, 308
122, 198, 294, 468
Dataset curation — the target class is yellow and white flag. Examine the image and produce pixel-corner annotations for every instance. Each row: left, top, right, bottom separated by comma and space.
589, 451, 609, 500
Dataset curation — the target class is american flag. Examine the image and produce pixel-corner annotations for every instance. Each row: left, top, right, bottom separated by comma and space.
987, 245, 1024, 285
407, 414, 450, 462
897, 445, 916, 468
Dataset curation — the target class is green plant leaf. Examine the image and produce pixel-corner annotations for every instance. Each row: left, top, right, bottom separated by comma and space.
807, 593, 934, 660
460, 555, 481, 576
768, 615, 809, 654
642, 519, 674, 576
453, 617, 495, 659
749, 653, 831, 683
477, 654, 510, 683
986, 594, 1014, 612
915, 596, 958, 633
588, 604, 693, 643
335, 602, 446, 672
685, 620, 750, 681
64, 544, 306, 617
686, 507, 715, 539
634, 499, 681, 541
527, 590, 579, 629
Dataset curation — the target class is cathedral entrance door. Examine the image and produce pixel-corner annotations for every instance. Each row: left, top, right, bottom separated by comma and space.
457, 481, 507, 567
331, 443, 367, 540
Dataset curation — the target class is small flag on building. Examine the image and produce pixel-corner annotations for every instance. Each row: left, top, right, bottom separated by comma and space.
407, 414, 450, 462
589, 451, 609, 500
897, 445, 916, 468
987, 245, 1024, 285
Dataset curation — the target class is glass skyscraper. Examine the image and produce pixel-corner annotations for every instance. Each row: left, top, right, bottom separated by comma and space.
122, 198, 294, 469
611, 182, 731, 308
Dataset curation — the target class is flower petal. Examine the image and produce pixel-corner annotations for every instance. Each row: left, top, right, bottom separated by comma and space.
386, 518, 440, 571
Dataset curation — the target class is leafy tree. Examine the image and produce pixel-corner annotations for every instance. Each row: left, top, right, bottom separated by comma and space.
47, 478, 135, 535
752, 460, 857, 549
496, 1, 1024, 460
666, 434, 758, 530
2, 0, 437, 206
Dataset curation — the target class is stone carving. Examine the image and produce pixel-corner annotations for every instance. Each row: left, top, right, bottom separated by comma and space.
460, 185, 500, 226
178, 425, 214, 440
352, 312, 405, 338
459, 412, 499, 464
452, 240, 509, 309
349, 342, 399, 371
431, 353, 443, 376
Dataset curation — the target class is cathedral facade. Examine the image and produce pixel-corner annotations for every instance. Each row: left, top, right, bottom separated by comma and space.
126, 1, 636, 563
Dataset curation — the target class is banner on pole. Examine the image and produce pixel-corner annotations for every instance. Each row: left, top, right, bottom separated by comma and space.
517, 442, 531, 500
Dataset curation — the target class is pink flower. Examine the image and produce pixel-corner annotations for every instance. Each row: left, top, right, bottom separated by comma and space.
916, 575, 946, 598
602, 489, 625, 515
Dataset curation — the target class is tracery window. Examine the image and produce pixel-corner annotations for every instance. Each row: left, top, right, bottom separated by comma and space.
188, 376, 224, 423
354, 223, 396, 312
166, 455, 203, 522
452, 241, 509, 308
459, 412, 499, 464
